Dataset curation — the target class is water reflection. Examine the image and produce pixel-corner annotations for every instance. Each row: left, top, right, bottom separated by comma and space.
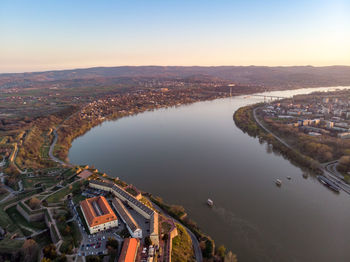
69, 86, 350, 262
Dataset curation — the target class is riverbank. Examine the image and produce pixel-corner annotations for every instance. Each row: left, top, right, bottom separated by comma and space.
58, 86, 350, 262
233, 100, 350, 196
233, 104, 321, 174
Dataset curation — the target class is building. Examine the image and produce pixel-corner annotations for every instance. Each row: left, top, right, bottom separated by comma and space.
326, 121, 334, 128
112, 197, 142, 238
80, 196, 118, 234
90, 180, 159, 245
338, 132, 350, 139
118, 238, 140, 262
77, 170, 93, 179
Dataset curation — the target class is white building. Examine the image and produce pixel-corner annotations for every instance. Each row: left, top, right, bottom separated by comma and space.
112, 197, 142, 238
80, 196, 118, 234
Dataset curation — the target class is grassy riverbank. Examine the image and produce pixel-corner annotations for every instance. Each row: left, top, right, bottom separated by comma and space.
234, 104, 321, 174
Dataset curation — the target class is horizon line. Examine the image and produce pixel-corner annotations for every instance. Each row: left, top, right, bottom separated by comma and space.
1, 64, 350, 75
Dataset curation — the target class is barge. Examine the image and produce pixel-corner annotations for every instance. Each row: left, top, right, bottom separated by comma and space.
317, 175, 340, 193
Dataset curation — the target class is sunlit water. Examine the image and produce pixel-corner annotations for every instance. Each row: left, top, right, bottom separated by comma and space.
69, 86, 350, 262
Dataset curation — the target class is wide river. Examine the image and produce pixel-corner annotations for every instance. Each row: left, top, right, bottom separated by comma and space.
69, 86, 350, 262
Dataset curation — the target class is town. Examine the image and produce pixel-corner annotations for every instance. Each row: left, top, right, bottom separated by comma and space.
0, 164, 200, 262
254, 90, 350, 188
261, 93, 350, 139
0, 80, 247, 262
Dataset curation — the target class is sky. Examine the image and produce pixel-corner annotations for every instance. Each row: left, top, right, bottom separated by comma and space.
1, 0, 350, 73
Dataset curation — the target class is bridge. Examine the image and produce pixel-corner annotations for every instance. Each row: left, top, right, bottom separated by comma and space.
249, 94, 289, 99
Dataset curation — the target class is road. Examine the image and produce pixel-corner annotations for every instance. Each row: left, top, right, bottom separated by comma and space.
48, 129, 67, 166
49, 112, 79, 166
253, 107, 293, 150
150, 201, 203, 262
252, 106, 350, 195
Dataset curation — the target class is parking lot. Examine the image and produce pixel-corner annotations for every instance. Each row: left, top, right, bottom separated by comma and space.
68, 199, 123, 257
67, 188, 154, 258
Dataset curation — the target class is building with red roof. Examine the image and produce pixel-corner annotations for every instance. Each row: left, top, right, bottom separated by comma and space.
80, 196, 118, 234
118, 238, 140, 262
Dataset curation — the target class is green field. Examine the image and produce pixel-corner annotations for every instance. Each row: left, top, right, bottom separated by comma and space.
46, 180, 82, 203
5, 206, 47, 236
22, 176, 58, 189
0, 238, 24, 253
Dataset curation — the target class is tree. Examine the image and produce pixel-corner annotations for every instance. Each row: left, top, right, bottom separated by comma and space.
338, 155, 350, 173
43, 244, 57, 260
28, 197, 41, 210
224, 251, 238, 262
203, 239, 214, 258
217, 245, 226, 259
21, 239, 39, 262
86, 255, 101, 262
106, 237, 119, 250
144, 236, 152, 246
63, 225, 71, 235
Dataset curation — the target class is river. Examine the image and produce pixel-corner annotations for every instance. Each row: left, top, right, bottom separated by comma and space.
69, 86, 350, 262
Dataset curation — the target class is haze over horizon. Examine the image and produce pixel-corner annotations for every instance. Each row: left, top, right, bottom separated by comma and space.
1, 0, 350, 73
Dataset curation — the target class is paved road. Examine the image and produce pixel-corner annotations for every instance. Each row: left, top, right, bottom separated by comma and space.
151, 201, 203, 262
10, 143, 26, 174
253, 107, 293, 150
253, 106, 350, 195
48, 129, 67, 166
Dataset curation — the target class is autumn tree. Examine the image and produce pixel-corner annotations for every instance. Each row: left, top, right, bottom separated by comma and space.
28, 197, 41, 210
21, 239, 39, 262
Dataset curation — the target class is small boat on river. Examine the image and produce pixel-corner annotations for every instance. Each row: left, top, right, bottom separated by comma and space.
275, 179, 282, 186
207, 199, 214, 207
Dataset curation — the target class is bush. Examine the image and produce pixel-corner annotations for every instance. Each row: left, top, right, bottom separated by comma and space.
106, 238, 118, 250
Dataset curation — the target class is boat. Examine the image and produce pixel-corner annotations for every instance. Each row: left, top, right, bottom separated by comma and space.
275, 179, 282, 186
207, 199, 214, 207
317, 175, 340, 193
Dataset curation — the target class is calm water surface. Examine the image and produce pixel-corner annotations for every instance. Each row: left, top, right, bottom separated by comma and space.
69, 86, 350, 262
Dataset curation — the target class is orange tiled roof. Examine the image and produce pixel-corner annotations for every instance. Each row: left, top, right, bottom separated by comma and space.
80, 196, 117, 227
77, 170, 93, 179
118, 238, 139, 262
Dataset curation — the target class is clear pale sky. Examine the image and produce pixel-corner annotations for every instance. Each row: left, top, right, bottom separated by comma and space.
1, 0, 350, 73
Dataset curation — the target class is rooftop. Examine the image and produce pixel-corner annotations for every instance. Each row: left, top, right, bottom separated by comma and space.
118, 238, 139, 262
80, 196, 117, 227
112, 197, 140, 232
90, 180, 154, 216
77, 170, 93, 179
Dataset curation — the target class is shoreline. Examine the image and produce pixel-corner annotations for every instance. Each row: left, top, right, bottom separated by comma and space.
234, 101, 350, 195
54, 85, 350, 166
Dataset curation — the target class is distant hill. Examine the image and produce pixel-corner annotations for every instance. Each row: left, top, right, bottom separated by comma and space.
1, 65, 350, 89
